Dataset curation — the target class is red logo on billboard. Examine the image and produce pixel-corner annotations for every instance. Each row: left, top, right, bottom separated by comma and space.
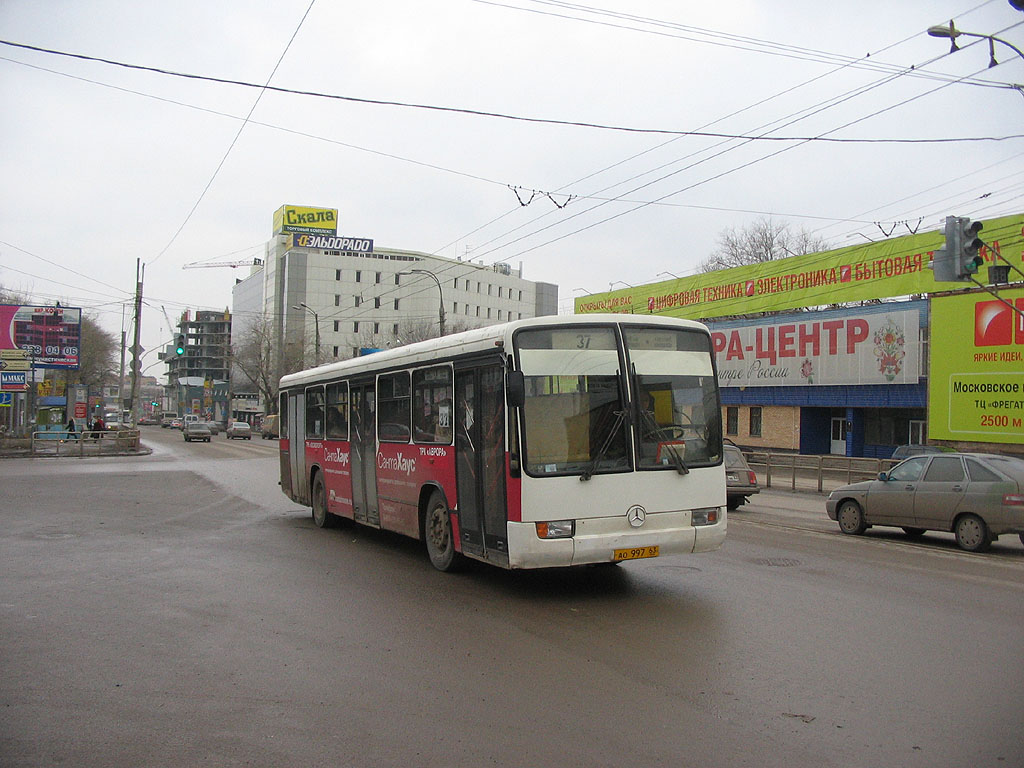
745, 281, 755, 297
974, 300, 1019, 347
840, 265, 852, 282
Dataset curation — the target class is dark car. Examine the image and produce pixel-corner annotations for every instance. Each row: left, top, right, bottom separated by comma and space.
826, 453, 1024, 552
890, 444, 945, 460
724, 444, 759, 510
183, 422, 212, 443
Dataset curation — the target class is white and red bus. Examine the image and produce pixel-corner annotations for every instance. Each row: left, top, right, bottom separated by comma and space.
277, 314, 726, 571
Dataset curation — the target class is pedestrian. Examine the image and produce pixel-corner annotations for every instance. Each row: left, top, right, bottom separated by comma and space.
66, 416, 77, 441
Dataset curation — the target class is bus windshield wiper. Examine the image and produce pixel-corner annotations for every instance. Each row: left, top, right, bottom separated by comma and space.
580, 409, 627, 482
639, 408, 689, 475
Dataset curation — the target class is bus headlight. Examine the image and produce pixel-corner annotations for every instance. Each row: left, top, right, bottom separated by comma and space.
691, 507, 720, 526
536, 520, 575, 539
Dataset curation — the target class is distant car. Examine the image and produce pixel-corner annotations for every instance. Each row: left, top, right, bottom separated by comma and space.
724, 444, 759, 510
826, 453, 1024, 552
183, 422, 212, 443
890, 444, 945, 460
138, 415, 158, 425
205, 421, 222, 436
261, 414, 279, 440
225, 422, 252, 440
169, 418, 183, 430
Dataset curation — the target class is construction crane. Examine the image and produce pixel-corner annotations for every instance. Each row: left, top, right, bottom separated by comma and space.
182, 257, 264, 270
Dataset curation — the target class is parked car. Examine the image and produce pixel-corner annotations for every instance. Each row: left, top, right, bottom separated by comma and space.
261, 414, 279, 440
183, 422, 212, 443
225, 422, 252, 440
890, 444, 946, 460
826, 453, 1024, 552
724, 444, 759, 510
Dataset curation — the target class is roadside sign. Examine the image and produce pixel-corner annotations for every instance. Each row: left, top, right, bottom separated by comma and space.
0, 392, 12, 406
1, 371, 28, 390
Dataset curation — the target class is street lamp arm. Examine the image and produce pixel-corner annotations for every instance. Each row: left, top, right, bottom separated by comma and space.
927, 21, 1024, 63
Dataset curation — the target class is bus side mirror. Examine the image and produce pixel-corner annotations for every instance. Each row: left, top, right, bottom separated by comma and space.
506, 370, 524, 408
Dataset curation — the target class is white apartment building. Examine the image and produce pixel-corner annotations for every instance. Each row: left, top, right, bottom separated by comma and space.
232, 233, 558, 371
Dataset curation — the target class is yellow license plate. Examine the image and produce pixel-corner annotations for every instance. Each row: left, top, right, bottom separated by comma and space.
613, 545, 660, 562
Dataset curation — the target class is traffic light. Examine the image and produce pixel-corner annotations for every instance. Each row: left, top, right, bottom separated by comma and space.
175, 335, 185, 356
929, 215, 984, 282
957, 218, 984, 278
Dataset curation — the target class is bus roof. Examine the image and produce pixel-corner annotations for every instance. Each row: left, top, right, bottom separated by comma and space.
278, 313, 710, 390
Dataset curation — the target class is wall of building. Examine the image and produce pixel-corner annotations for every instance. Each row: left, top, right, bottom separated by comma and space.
235, 239, 560, 371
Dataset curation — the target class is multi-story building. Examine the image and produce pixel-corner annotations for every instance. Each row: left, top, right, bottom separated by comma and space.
164, 309, 232, 420
232, 223, 558, 373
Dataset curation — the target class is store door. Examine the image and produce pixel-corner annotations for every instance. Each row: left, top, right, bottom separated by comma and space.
830, 417, 847, 455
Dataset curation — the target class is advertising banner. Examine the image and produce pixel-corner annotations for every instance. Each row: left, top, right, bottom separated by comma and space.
929, 288, 1024, 444
273, 204, 338, 236
574, 213, 1024, 321
0, 304, 82, 369
710, 309, 920, 387
291, 233, 373, 253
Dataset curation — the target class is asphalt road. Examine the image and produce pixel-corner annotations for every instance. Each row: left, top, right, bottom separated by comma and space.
2, 427, 1022, 767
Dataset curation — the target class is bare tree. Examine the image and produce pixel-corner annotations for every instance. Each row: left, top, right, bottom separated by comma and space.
393, 318, 475, 346
698, 218, 830, 272
231, 315, 310, 415
68, 314, 118, 393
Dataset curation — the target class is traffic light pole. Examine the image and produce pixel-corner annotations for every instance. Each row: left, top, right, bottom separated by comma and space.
129, 259, 144, 427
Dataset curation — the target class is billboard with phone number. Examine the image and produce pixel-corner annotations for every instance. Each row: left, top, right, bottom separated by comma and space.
929, 288, 1024, 444
0, 304, 82, 369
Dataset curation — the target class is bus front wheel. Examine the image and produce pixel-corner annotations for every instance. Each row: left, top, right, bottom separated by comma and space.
424, 492, 460, 572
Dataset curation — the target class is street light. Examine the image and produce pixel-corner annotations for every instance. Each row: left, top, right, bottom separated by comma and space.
293, 302, 321, 366
927, 20, 1024, 65
398, 268, 446, 336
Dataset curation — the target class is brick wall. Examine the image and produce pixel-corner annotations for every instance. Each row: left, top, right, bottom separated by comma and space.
723, 404, 800, 451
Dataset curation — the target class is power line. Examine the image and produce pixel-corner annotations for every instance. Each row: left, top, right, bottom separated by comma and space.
149, 0, 317, 264
1, 39, 1020, 145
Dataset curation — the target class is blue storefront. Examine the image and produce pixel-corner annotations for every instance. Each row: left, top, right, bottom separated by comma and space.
708, 299, 928, 459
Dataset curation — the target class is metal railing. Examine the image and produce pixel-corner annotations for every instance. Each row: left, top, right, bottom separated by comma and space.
24, 428, 143, 457
742, 450, 897, 493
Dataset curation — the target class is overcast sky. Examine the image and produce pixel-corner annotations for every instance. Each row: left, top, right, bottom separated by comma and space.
1, 0, 1022, 377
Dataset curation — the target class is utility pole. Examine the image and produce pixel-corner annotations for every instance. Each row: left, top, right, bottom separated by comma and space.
128, 259, 144, 426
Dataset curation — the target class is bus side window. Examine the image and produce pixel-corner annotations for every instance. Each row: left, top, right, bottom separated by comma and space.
326, 382, 349, 440
378, 372, 411, 443
413, 365, 453, 445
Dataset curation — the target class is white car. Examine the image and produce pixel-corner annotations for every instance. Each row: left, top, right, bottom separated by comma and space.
225, 422, 252, 440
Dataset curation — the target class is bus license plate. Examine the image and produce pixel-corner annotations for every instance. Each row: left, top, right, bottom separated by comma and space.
613, 545, 659, 562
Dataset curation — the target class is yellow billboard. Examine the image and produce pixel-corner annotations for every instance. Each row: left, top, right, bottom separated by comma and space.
574, 213, 1024, 320
273, 204, 338, 236
929, 288, 1024, 444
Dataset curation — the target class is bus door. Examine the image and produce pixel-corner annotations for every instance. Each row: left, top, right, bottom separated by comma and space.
349, 382, 380, 526
455, 363, 509, 562
288, 390, 308, 503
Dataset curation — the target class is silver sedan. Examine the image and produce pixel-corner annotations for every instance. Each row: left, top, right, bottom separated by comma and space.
826, 453, 1024, 552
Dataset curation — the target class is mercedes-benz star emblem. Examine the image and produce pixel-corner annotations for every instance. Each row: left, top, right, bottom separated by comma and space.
626, 505, 647, 528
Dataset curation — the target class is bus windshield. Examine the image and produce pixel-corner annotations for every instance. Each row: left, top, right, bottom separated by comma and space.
515, 323, 722, 477
623, 326, 722, 470
516, 326, 630, 476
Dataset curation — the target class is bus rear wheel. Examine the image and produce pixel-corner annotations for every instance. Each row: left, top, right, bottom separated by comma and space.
424, 492, 460, 572
311, 474, 334, 529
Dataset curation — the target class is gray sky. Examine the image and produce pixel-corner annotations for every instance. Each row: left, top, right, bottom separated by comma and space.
1, 0, 1022, 376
